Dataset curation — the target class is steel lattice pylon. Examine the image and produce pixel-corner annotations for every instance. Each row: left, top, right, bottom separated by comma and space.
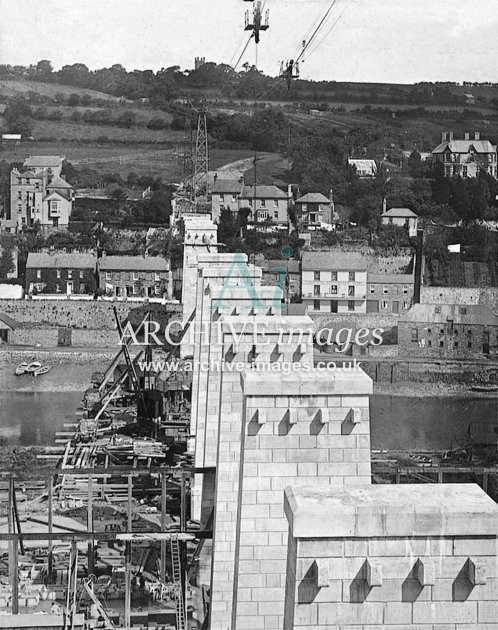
194, 113, 209, 196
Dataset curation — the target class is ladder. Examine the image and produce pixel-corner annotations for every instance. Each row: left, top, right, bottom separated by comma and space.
170, 535, 187, 630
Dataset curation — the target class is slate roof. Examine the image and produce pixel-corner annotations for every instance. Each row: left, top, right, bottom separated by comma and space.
240, 185, 288, 199
432, 139, 496, 154
0, 313, 16, 330
302, 251, 369, 272
400, 303, 498, 327
98, 255, 169, 272
43, 190, 72, 202
212, 179, 243, 194
381, 207, 418, 218
27, 252, 96, 269
24, 155, 64, 168
295, 193, 331, 204
47, 176, 73, 189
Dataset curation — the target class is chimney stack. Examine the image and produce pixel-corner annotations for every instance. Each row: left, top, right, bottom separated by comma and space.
413, 228, 424, 305
475, 131, 480, 141
441, 131, 447, 143
449, 131, 454, 141
465, 132, 470, 141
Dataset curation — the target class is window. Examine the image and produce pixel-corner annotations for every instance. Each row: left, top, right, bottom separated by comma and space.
133, 272, 139, 281
331, 272, 337, 281
331, 285, 338, 295
348, 285, 355, 296
454, 342, 459, 348
231, 195, 237, 203
56, 284, 61, 293
154, 273, 160, 281
468, 330, 472, 336
439, 341, 444, 348
428, 328, 432, 334
411, 329, 418, 342
155, 284, 161, 295
435, 306, 441, 314
260, 199, 266, 208
18, 203, 22, 213
273, 211, 278, 219
403, 301, 409, 309
80, 284, 86, 293
370, 286, 375, 294
381, 301, 388, 309
35, 182, 40, 191
313, 300, 320, 311
21, 217, 26, 224
37, 270, 41, 279
459, 307, 467, 315
50, 200, 60, 211
454, 329, 459, 336
67, 270, 72, 279
349, 272, 355, 281
314, 271, 320, 281
17, 191, 22, 200
80, 270, 84, 279
383, 286, 388, 295
258, 210, 268, 220
347, 300, 355, 312
428, 340, 432, 347
440, 329, 444, 334
219, 194, 225, 203
314, 285, 320, 296
106, 271, 111, 281
468, 342, 472, 349
57, 270, 61, 279
394, 285, 399, 294
273, 199, 278, 208
403, 286, 409, 295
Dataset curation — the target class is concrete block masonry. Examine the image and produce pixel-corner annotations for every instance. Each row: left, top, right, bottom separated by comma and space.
284, 484, 498, 629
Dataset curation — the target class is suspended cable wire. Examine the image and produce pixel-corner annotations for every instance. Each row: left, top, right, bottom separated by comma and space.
304, 2, 349, 61
295, 0, 337, 64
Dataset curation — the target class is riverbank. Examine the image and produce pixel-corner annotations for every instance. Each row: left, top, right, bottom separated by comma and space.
374, 381, 498, 398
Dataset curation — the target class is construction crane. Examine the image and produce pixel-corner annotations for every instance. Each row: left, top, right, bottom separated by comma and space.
279, 59, 300, 92
244, 0, 269, 44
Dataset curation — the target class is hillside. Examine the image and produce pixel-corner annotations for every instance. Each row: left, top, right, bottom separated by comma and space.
0, 78, 119, 102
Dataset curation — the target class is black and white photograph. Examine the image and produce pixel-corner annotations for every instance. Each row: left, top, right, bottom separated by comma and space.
0, 1, 498, 628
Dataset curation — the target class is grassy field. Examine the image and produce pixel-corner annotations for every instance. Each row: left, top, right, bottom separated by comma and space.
0, 78, 120, 101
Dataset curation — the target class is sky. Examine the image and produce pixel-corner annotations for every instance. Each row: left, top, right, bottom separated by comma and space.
1, 0, 497, 84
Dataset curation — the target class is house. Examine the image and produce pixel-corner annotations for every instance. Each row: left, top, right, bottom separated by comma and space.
0, 218, 18, 234
1, 133, 22, 147
381, 207, 418, 237
98, 255, 171, 298
432, 131, 497, 178
10, 155, 74, 229
257, 258, 301, 300
26, 252, 97, 295
211, 179, 243, 223
0, 313, 16, 343
239, 185, 289, 224
463, 93, 476, 106
367, 272, 414, 313
399, 303, 498, 358
348, 158, 377, 178
301, 251, 368, 313
294, 192, 334, 228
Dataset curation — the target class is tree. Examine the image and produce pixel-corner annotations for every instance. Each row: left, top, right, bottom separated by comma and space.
0, 236, 15, 278
36, 60, 53, 79
351, 194, 382, 230
3, 97, 33, 137
68, 93, 81, 106
407, 150, 422, 178
117, 111, 135, 128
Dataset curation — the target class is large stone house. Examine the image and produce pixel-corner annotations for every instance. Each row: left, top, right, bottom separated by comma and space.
26, 252, 97, 295
399, 303, 498, 358
10, 155, 74, 229
98, 255, 171, 298
238, 184, 289, 224
294, 192, 334, 228
302, 251, 368, 313
381, 207, 418, 237
210, 179, 243, 223
432, 131, 497, 178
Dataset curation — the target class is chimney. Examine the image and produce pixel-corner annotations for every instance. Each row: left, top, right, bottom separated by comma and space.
413, 228, 424, 305
287, 183, 293, 199
441, 131, 447, 143
465, 132, 470, 141
449, 131, 454, 141
475, 131, 480, 140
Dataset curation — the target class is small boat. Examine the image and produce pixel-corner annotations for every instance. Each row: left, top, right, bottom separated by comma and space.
25, 361, 42, 374
471, 384, 498, 393
34, 365, 51, 377
14, 362, 29, 375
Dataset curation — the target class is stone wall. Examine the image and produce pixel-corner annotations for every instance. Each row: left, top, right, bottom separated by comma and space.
0, 299, 180, 334
421, 287, 498, 310
284, 484, 498, 629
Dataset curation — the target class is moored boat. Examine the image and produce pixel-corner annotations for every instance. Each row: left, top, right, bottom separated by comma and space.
34, 365, 51, 377
15, 361, 29, 375
471, 384, 498, 393
25, 361, 42, 374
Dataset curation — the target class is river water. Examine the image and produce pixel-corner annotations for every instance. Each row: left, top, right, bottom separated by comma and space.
0, 363, 497, 449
